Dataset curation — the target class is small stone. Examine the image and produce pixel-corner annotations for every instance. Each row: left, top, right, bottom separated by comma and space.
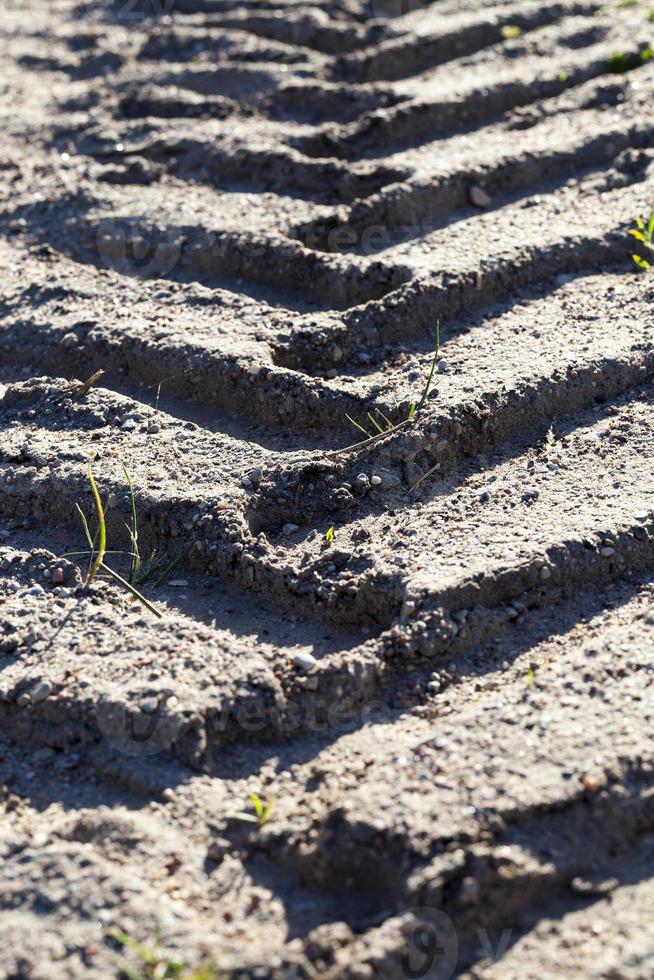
469, 185, 492, 208
168, 578, 189, 587
401, 599, 416, 619
437, 359, 449, 373
459, 876, 480, 905
248, 468, 263, 485
282, 523, 299, 536
30, 681, 53, 704
51, 567, 65, 585
60, 332, 78, 350
372, 468, 401, 491
293, 652, 318, 672
23, 584, 46, 596
540, 566, 552, 580
600, 547, 615, 557
120, 418, 138, 432
370, 475, 382, 486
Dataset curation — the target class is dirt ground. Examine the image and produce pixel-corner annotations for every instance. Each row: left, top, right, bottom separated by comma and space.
1, 0, 654, 976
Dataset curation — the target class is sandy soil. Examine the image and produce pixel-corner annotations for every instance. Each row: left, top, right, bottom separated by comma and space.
1, 0, 654, 976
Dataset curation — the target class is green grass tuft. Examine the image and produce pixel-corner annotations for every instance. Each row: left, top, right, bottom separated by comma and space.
629, 211, 654, 269
110, 926, 220, 979
67, 464, 195, 618
336, 321, 440, 457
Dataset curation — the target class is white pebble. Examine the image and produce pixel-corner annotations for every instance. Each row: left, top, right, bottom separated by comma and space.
293, 652, 318, 672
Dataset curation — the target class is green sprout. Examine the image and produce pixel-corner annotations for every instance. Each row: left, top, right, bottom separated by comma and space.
501, 24, 522, 39
325, 526, 335, 545
110, 926, 218, 980
337, 321, 440, 456
121, 464, 195, 589
65, 463, 195, 617
231, 792, 274, 827
629, 211, 654, 269
607, 44, 653, 72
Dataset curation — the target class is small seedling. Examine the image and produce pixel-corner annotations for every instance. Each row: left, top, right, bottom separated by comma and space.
231, 792, 274, 827
629, 212, 654, 269
526, 666, 536, 687
66, 463, 195, 617
336, 321, 440, 457
501, 24, 522, 39
607, 44, 653, 72
122, 464, 196, 588
558, 71, 569, 82
325, 526, 335, 545
110, 927, 218, 980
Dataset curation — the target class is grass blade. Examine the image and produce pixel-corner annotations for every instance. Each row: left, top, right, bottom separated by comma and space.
122, 464, 140, 584
75, 503, 94, 550
367, 412, 385, 435
414, 319, 440, 418
100, 563, 162, 618
86, 465, 106, 585
345, 412, 373, 438
150, 539, 195, 590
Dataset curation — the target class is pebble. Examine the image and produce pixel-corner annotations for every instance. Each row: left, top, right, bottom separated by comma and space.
600, 547, 615, 557
31, 681, 53, 704
372, 468, 401, 490
168, 579, 189, 587
469, 185, 492, 208
459, 875, 480, 905
23, 584, 46, 596
293, 652, 318, 672
282, 523, 299, 536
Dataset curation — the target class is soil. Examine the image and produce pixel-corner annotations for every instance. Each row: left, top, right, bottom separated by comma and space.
1, 0, 654, 976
